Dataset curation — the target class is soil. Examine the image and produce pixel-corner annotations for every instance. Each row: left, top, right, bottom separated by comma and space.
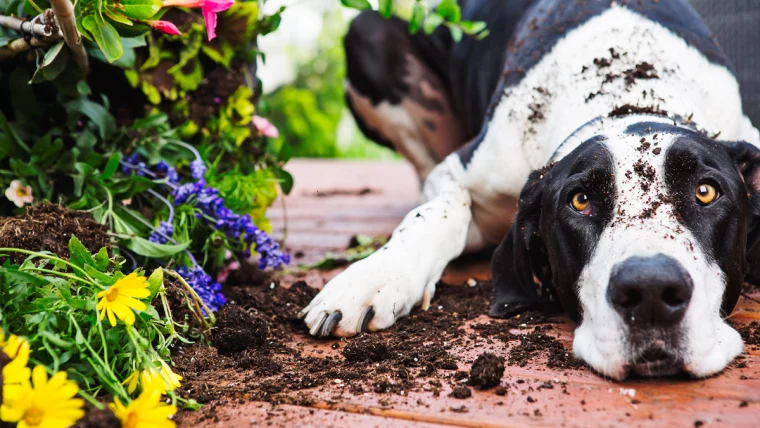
71, 404, 120, 428
0, 204, 110, 264
608, 104, 668, 118
468, 353, 505, 389
172, 277, 583, 424
211, 304, 269, 355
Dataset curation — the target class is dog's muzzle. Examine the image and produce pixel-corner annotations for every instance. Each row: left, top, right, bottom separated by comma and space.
607, 255, 694, 375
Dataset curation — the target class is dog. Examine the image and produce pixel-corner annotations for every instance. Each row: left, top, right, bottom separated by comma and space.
298, 0, 760, 380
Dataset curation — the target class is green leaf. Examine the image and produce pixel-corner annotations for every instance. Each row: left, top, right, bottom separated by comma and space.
30, 41, 69, 83
84, 264, 118, 286
64, 98, 116, 140
94, 247, 110, 271
69, 235, 95, 269
120, 0, 162, 20
147, 267, 163, 301
459, 20, 487, 35
201, 40, 235, 69
449, 26, 462, 42
82, 14, 123, 63
273, 166, 293, 195
436, 0, 461, 24
339, 0, 371, 11
100, 152, 121, 180
104, 9, 133, 26
409, 3, 425, 34
378, 0, 392, 18
423, 13, 444, 35
122, 236, 190, 258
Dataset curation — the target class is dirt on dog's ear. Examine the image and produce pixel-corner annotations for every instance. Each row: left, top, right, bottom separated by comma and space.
489, 165, 555, 318
725, 141, 760, 284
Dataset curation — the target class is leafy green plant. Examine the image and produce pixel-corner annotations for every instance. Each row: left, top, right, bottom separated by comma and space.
0, 236, 206, 406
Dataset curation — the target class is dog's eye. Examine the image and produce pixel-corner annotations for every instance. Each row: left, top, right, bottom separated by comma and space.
571, 192, 590, 212
696, 183, 719, 205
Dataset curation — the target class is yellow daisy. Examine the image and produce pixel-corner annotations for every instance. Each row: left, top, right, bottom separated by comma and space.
1, 329, 32, 394
121, 361, 182, 395
1, 365, 84, 428
96, 272, 151, 327
110, 387, 177, 428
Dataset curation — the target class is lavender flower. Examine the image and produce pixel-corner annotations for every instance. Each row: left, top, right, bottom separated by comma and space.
148, 221, 174, 244
176, 265, 226, 312
169, 179, 290, 270
155, 161, 180, 184
190, 159, 207, 180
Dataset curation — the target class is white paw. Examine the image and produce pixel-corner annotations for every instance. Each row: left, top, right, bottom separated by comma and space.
298, 249, 437, 337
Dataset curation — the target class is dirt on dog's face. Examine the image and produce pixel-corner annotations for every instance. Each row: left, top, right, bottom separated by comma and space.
491, 119, 760, 380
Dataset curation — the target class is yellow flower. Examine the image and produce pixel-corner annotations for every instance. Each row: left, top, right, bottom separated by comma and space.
111, 387, 177, 428
1, 329, 32, 399
159, 361, 183, 391
122, 361, 182, 395
1, 365, 84, 428
96, 272, 151, 327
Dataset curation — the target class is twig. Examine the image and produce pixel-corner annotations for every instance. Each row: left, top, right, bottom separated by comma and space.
0, 37, 47, 60
0, 15, 54, 38
49, 0, 88, 74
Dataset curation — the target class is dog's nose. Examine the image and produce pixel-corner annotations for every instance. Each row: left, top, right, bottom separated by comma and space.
607, 255, 693, 327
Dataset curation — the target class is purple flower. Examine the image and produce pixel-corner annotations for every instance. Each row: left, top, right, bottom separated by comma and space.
190, 159, 207, 180
177, 265, 226, 312
155, 161, 180, 184
122, 154, 141, 173
148, 221, 174, 244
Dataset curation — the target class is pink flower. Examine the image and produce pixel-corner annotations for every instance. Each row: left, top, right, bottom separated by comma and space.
162, 0, 235, 41
252, 115, 279, 138
147, 20, 182, 36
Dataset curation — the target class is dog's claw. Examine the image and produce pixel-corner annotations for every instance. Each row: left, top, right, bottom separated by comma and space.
309, 312, 328, 336
296, 310, 307, 320
358, 306, 375, 333
319, 312, 342, 338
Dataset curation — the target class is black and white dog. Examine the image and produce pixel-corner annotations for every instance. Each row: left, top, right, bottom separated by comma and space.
299, 0, 760, 380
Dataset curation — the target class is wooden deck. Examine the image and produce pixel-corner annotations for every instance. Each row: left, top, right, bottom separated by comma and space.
189, 159, 760, 427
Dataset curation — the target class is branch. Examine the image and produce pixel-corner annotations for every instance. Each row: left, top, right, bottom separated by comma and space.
0, 37, 47, 60
0, 15, 54, 38
49, 0, 88, 74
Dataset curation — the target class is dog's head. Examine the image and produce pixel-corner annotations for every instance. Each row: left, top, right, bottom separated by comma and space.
490, 117, 760, 379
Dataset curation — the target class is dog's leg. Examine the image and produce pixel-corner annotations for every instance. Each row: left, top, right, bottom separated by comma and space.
344, 11, 466, 180
300, 156, 482, 337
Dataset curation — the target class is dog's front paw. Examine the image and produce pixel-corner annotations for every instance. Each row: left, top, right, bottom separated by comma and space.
298, 251, 434, 338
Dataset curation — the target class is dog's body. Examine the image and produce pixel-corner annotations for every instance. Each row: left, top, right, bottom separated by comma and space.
300, 0, 760, 379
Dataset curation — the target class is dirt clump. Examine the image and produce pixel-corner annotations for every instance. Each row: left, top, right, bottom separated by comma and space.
450, 386, 472, 399
0, 204, 110, 264
609, 104, 668, 118
211, 304, 269, 355
342, 334, 390, 362
468, 352, 505, 389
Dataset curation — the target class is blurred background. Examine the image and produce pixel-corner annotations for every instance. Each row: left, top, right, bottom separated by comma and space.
256, 0, 398, 159
255, 0, 760, 159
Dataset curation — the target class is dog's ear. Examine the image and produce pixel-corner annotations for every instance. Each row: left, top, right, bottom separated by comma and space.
725, 141, 760, 282
489, 165, 555, 318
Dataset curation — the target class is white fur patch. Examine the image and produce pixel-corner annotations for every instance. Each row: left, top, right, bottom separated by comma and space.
571, 123, 743, 379
301, 158, 474, 336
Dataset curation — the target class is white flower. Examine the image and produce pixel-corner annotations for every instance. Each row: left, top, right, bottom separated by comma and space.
4, 180, 33, 208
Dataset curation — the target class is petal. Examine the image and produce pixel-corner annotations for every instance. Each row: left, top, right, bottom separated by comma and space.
107, 307, 117, 327
202, 8, 218, 41
31, 365, 48, 389
118, 287, 151, 298
120, 296, 147, 311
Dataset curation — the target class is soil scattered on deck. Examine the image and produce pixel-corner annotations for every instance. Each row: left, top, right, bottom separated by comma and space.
173, 278, 583, 424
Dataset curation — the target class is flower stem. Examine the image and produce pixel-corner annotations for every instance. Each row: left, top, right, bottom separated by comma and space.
0, 248, 97, 282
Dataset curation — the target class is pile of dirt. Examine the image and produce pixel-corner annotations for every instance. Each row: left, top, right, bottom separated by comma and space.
0, 204, 110, 264
71, 404, 120, 428
468, 353, 505, 389
211, 304, 269, 355
172, 277, 582, 423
